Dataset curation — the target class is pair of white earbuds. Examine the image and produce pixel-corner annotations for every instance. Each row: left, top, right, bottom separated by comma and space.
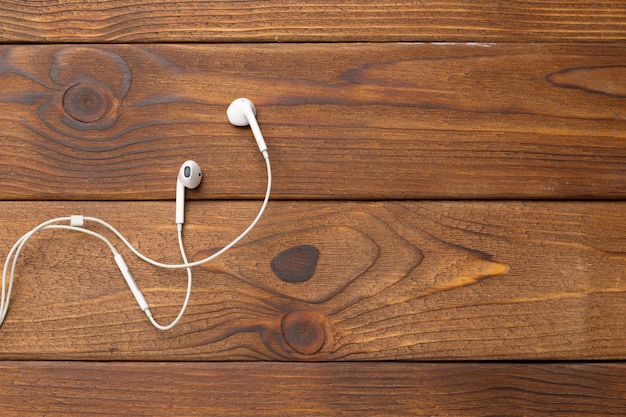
177, 97, 268, 227
0, 98, 272, 331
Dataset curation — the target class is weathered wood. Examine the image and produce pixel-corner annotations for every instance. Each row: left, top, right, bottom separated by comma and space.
0, 200, 623, 360
1, 1, 626, 43
0, 361, 624, 416
1, 0, 622, 412
0, 43, 625, 200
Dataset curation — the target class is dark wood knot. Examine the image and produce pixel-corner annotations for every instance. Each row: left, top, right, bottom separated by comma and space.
63, 82, 114, 123
281, 310, 326, 355
271, 244, 319, 283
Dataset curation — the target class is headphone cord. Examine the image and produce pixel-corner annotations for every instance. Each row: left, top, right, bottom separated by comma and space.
0, 153, 271, 330
84, 152, 271, 270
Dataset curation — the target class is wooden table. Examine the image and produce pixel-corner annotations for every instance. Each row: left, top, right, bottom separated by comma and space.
0, 1, 625, 415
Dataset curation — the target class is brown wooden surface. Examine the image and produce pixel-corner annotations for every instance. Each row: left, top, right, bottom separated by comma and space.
1, 1, 626, 43
0, 200, 623, 361
0, 361, 624, 416
2, 1, 626, 414
0, 43, 625, 200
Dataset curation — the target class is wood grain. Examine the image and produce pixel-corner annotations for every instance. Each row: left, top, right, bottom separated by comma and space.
0, 361, 624, 416
0, 200, 623, 360
1, 0, 623, 412
1, 1, 626, 43
0, 43, 625, 200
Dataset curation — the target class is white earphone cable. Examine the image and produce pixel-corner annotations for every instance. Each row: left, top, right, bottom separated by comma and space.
84, 152, 271, 270
1, 220, 114, 324
145, 228, 193, 330
1, 223, 194, 330
0, 152, 270, 329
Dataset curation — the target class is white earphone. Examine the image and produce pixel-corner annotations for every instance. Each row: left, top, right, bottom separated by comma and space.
227, 98, 268, 155
176, 160, 203, 227
0, 98, 271, 331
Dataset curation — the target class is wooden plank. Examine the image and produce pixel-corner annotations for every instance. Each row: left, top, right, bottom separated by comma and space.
0, 361, 624, 416
0, 200, 624, 360
0, 43, 625, 200
1, 1, 626, 43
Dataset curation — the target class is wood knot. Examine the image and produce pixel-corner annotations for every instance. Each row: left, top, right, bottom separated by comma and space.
281, 310, 326, 355
63, 82, 115, 123
271, 244, 319, 283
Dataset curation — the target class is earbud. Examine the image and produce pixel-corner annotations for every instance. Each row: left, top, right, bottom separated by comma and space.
176, 160, 202, 226
227, 98, 268, 154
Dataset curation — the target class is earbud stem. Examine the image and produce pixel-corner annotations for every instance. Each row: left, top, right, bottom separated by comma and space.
175, 179, 185, 225
246, 107, 267, 154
